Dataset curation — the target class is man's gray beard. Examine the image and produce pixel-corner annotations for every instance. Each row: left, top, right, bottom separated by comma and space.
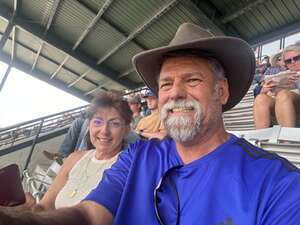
160, 99, 202, 143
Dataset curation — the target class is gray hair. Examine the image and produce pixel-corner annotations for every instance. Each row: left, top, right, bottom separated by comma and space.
159, 50, 226, 83
283, 43, 300, 58
207, 58, 226, 80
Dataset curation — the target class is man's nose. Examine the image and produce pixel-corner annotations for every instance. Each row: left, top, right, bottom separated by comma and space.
169, 81, 187, 100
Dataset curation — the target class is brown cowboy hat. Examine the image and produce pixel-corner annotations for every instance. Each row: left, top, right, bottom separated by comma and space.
132, 23, 255, 111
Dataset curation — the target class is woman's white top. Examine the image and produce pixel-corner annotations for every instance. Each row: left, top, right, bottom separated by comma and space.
55, 150, 119, 208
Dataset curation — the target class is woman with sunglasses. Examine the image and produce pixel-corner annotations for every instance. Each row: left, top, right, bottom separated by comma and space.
21, 91, 132, 211
253, 43, 300, 129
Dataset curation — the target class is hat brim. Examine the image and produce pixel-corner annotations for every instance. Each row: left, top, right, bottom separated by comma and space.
132, 36, 255, 112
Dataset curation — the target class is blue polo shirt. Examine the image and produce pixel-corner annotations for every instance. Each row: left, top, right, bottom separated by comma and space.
84, 135, 300, 225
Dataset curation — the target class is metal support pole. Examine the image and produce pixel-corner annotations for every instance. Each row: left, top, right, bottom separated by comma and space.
0, 0, 18, 50
22, 119, 44, 178
0, 65, 11, 92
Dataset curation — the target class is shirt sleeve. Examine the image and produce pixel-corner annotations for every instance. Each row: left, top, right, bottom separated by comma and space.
260, 170, 300, 225
83, 145, 135, 216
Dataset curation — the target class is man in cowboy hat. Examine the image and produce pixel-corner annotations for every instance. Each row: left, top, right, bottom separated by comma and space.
1, 23, 299, 225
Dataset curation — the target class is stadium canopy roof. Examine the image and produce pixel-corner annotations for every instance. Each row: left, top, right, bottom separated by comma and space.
0, 0, 300, 101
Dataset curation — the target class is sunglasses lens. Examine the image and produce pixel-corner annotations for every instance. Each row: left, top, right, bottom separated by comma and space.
285, 55, 300, 65
285, 59, 292, 65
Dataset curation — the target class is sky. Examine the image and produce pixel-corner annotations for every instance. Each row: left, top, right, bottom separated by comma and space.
0, 61, 88, 128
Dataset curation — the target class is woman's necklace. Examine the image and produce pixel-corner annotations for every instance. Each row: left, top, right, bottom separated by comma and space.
68, 151, 116, 198
68, 151, 95, 198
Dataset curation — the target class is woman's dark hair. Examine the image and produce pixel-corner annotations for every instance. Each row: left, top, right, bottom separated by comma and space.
86, 91, 133, 125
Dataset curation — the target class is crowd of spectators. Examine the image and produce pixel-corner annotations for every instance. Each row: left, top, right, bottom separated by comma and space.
252, 42, 300, 129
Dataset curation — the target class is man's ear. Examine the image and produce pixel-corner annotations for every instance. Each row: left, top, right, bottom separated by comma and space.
218, 79, 229, 105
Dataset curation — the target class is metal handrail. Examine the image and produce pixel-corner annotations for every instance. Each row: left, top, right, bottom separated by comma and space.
23, 170, 48, 202
0, 105, 88, 149
0, 104, 88, 132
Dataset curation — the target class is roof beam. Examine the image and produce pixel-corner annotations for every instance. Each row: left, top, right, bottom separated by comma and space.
68, 68, 92, 87
220, 0, 265, 24
118, 68, 134, 78
96, 0, 181, 65
72, 0, 115, 50
84, 83, 107, 96
0, 30, 100, 87
0, 65, 11, 92
77, 0, 148, 50
0, 4, 139, 90
182, 1, 224, 35
0, 50, 91, 101
32, 0, 61, 71
248, 19, 300, 47
64, 0, 114, 87
0, 0, 18, 92
11, 26, 16, 63
69, 0, 148, 86
0, 0, 18, 50
50, 55, 69, 79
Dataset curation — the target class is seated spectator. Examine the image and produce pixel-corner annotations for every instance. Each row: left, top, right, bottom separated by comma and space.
135, 89, 166, 139
253, 43, 300, 128
126, 95, 143, 129
253, 56, 271, 85
23, 91, 132, 211
264, 50, 286, 75
253, 51, 286, 97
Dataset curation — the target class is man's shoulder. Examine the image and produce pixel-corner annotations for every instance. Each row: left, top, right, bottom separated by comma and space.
127, 138, 174, 157
223, 137, 300, 199
232, 137, 300, 176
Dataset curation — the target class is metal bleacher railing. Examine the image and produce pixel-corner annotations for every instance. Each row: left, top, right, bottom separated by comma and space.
0, 105, 88, 150
0, 105, 88, 200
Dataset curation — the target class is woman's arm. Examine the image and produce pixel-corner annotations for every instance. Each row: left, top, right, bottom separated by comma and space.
37, 151, 86, 211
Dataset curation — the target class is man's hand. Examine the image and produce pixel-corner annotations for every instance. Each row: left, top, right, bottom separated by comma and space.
0, 201, 112, 225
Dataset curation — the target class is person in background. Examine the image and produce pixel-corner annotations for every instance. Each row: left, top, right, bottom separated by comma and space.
127, 95, 143, 129
24, 91, 132, 211
253, 50, 286, 97
264, 50, 286, 75
135, 89, 166, 139
253, 43, 300, 128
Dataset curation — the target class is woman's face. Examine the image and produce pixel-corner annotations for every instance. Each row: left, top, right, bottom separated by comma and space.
89, 107, 129, 156
283, 50, 300, 72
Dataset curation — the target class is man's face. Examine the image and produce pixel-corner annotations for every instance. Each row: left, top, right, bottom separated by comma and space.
158, 56, 229, 143
283, 50, 300, 72
146, 96, 158, 110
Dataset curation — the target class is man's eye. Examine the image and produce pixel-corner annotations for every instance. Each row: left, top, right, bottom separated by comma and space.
187, 79, 200, 86
159, 82, 172, 89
